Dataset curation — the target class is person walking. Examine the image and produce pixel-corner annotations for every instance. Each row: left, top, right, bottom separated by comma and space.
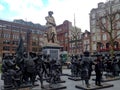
94, 54, 104, 86
81, 51, 93, 88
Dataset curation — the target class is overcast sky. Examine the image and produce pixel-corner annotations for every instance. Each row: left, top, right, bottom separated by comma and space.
0, 0, 107, 31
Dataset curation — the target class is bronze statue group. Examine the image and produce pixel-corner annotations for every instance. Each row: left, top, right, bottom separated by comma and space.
70, 51, 120, 88
1, 51, 120, 89
1, 52, 62, 89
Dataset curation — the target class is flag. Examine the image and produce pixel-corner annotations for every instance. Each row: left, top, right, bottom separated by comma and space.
16, 34, 24, 58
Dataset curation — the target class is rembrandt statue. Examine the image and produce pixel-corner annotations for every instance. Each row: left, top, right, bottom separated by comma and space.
45, 11, 57, 43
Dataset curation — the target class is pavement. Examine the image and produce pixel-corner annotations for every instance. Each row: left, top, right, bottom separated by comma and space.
1, 69, 120, 90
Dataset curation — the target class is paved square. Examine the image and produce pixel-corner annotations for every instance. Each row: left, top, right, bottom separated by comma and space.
1, 69, 120, 90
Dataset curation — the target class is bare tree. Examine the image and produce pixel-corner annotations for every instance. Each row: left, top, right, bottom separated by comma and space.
70, 26, 81, 54
97, 0, 120, 57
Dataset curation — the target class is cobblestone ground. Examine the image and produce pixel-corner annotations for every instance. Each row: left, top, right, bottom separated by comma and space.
0, 69, 120, 90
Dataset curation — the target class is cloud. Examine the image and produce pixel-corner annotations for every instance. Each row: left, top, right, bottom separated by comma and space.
41, 0, 107, 31
0, 4, 4, 11
37, 0, 107, 31
3, 0, 44, 11
1, 0, 107, 31
1, 0, 45, 22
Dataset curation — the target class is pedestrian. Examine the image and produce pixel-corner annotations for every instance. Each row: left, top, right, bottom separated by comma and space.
94, 54, 104, 86
81, 51, 93, 88
112, 56, 120, 77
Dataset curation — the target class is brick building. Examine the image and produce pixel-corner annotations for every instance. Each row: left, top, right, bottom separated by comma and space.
0, 19, 45, 61
90, 0, 120, 55
56, 20, 72, 53
56, 20, 83, 55
82, 30, 91, 53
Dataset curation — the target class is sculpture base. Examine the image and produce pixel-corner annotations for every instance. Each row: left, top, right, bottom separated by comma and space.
43, 84, 67, 90
68, 76, 81, 81
92, 76, 120, 82
46, 80, 66, 83
61, 73, 71, 76
75, 83, 113, 90
18, 87, 30, 90
1, 83, 39, 90
42, 44, 63, 60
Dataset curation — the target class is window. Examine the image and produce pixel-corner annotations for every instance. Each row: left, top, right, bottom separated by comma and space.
32, 42, 37, 46
57, 29, 62, 32
3, 46, 10, 51
84, 40, 89, 45
32, 48, 37, 52
3, 24, 11, 30
65, 38, 68, 43
12, 26, 19, 32
103, 34, 107, 40
31, 29, 36, 34
37, 30, 43, 34
12, 41, 18, 45
92, 36, 96, 41
113, 6, 119, 12
65, 33, 68, 37
91, 27, 95, 33
92, 13, 95, 19
117, 31, 120, 38
12, 47, 17, 51
3, 33, 10, 38
97, 28, 100, 32
3, 40, 11, 44
85, 34, 87, 37
92, 44, 96, 50
98, 10, 105, 17
102, 18, 106, 24
21, 30, 26, 33
116, 21, 120, 29
115, 14, 120, 20
0, 25, 2, 30
32, 36, 38, 41
97, 34, 101, 41
22, 36, 25, 40
13, 35, 19, 39
91, 20, 96, 25
87, 45, 90, 51
21, 27, 27, 33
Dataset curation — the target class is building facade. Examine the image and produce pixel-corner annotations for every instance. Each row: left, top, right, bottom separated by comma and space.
69, 27, 82, 55
0, 19, 45, 61
56, 20, 83, 55
82, 30, 91, 53
90, 0, 120, 55
56, 20, 72, 53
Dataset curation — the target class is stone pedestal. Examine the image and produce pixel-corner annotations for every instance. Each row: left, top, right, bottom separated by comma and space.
43, 84, 67, 90
75, 83, 114, 90
92, 76, 120, 82
68, 76, 81, 81
42, 43, 63, 60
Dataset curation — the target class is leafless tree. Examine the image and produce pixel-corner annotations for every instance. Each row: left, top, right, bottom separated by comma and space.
97, 0, 120, 57
70, 26, 81, 54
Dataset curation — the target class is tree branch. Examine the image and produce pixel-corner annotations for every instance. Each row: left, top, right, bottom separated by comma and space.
113, 33, 120, 41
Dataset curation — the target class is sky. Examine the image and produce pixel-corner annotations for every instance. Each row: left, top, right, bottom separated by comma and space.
0, 0, 107, 31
